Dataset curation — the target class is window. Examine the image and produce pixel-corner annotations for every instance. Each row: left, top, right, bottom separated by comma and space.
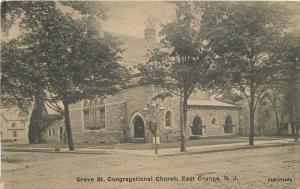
19, 112, 25, 117
84, 100, 90, 106
84, 99, 105, 130
260, 100, 267, 106
11, 123, 16, 127
165, 111, 172, 127
13, 131, 17, 137
49, 129, 51, 137
83, 110, 90, 129
265, 110, 270, 117
52, 128, 55, 136
98, 107, 106, 129
211, 118, 216, 125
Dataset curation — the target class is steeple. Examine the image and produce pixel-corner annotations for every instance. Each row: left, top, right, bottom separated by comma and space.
144, 18, 156, 45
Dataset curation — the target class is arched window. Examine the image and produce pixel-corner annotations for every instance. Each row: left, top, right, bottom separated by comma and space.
52, 128, 55, 136
165, 111, 172, 127
60, 127, 64, 142
192, 116, 203, 135
211, 118, 216, 125
84, 100, 89, 106
84, 99, 105, 130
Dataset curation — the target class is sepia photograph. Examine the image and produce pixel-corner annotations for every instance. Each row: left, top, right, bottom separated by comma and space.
0, 1, 300, 189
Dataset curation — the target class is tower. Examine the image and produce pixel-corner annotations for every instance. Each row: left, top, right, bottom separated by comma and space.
144, 18, 156, 48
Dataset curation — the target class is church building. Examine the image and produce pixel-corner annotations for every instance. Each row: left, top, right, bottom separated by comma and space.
42, 21, 241, 144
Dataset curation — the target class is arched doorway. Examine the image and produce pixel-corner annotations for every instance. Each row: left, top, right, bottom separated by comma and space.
224, 116, 233, 134
192, 116, 202, 135
133, 115, 145, 138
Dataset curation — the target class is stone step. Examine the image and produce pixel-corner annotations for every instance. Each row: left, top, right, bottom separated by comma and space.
128, 138, 146, 143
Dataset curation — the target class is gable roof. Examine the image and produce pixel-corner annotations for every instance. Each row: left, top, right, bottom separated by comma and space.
188, 97, 240, 108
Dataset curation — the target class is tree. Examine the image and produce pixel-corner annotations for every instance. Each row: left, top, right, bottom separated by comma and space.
41, 20, 126, 150
278, 34, 300, 141
1, 1, 106, 144
1, 1, 127, 150
1, 1, 107, 144
264, 89, 284, 136
139, 2, 217, 152
200, 2, 290, 146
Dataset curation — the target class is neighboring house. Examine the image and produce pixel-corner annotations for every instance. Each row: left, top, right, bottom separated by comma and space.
41, 20, 241, 145
239, 67, 300, 137
0, 107, 30, 144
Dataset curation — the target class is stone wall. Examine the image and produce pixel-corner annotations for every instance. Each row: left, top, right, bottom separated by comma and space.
187, 105, 240, 137
68, 93, 128, 144
42, 84, 241, 144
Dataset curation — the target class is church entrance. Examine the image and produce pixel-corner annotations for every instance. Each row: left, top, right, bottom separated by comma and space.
224, 116, 233, 134
133, 115, 145, 138
192, 116, 203, 135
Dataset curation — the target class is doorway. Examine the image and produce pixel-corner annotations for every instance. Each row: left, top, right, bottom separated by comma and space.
133, 115, 145, 138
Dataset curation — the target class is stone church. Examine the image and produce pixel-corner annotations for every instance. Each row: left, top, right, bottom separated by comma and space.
42, 21, 241, 144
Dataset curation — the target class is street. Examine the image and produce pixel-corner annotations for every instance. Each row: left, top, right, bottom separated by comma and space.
1, 144, 300, 189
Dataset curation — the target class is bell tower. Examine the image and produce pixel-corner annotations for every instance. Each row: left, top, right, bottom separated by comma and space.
144, 18, 156, 48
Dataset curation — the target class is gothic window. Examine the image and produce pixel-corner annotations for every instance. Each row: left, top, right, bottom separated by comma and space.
260, 100, 267, 106
165, 111, 172, 127
95, 106, 106, 129
83, 99, 106, 130
265, 110, 270, 117
84, 100, 89, 106
13, 131, 17, 137
83, 109, 90, 129
211, 118, 216, 125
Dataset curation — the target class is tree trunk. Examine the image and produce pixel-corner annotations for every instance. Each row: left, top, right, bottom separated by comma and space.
63, 100, 75, 151
274, 111, 281, 136
294, 121, 299, 142
249, 104, 255, 146
249, 84, 255, 146
179, 93, 186, 152
28, 91, 43, 144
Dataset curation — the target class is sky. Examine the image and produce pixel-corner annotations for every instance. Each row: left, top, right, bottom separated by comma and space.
100, 1, 300, 38
3, 2, 300, 40
101, 1, 175, 39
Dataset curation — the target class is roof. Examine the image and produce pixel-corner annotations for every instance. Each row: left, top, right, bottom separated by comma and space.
42, 114, 63, 129
188, 97, 240, 108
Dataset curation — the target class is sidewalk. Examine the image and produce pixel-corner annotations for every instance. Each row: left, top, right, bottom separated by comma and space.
2, 138, 296, 156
